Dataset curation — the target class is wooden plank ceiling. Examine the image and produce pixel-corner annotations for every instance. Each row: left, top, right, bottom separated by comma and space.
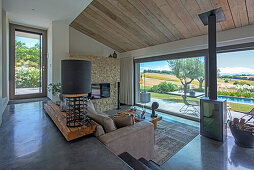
70, 0, 254, 53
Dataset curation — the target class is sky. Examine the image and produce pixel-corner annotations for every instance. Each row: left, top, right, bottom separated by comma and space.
16, 36, 40, 48
140, 50, 254, 75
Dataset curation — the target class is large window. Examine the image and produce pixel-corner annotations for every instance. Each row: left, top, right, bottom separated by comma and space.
135, 56, 205, 119
217, 50, 254, 113
135, 49, 254, 120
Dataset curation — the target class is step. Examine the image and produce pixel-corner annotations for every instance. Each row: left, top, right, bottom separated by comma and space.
119, 152, 151, 170
139, 158, 161, 170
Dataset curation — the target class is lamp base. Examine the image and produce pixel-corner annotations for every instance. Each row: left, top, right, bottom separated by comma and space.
65, 96, 88, 127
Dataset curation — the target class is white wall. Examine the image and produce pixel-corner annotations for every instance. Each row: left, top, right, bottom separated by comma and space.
119, 24, 254, 59
47, 20, 69, 101
69, 27, 115, 57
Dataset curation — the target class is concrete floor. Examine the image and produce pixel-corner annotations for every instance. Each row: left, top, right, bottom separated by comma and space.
161, 135, 254, 170
0, 99, 130, 170
1, 99, 253, 169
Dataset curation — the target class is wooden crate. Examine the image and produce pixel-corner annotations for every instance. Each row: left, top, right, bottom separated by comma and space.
44, 103, 96, 141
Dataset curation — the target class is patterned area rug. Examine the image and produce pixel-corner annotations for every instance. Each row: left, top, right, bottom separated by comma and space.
152, 120, 199, 166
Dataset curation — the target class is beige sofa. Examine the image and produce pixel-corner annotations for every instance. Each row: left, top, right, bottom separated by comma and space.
87, 101, 154, 160
97, 120, 154, 160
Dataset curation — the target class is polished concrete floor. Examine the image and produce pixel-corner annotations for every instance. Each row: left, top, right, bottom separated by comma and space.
0, 99, 130, 170
161, 135, 254, 170
1, 99, 254, 170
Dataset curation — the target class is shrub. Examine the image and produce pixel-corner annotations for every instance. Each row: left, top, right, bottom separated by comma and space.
150, 82, 178, 93
224, 79, 229, 83
233, 81, 238, 85
15, 67, 41, 88
238, 81, 250, 86
218, 90, 254, 98
150, 85, 159, 93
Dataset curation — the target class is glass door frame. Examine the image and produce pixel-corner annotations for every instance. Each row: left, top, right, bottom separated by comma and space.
9, 24, 47, 100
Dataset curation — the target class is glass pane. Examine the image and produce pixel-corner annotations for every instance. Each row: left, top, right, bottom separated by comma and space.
135, 57, 205, 119
15, 31, 43, 95
217, 50, 254, 115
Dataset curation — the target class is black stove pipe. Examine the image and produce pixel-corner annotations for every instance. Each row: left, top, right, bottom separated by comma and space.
208, 14, 217, 100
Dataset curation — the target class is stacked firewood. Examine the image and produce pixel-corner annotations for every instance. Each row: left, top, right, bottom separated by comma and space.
231, 118, 254, 133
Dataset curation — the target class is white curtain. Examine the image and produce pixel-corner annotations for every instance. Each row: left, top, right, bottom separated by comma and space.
120, 57, 134, 105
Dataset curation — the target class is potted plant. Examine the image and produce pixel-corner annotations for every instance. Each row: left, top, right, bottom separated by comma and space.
48, 83, 62, 105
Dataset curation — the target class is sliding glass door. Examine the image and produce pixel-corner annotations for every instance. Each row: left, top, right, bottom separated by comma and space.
135, 56, 206, 120
10, 24, 47, 99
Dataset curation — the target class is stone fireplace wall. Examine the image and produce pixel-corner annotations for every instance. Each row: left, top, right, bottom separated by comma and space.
70, 55, 120, 112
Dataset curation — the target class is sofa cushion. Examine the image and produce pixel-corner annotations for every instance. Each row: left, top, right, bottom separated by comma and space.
90, 120, 105, 137
98, 121, 154, 160
88, 111, 116, 133
112, 114, 134, 128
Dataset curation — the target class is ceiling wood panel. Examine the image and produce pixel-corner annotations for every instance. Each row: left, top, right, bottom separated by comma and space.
83, 8, 144, 49
246, 0, 254, 24
139, 0, 184, 40
86, 5, 148, 48
70, 0, 254, 52
94, 0, 157, 46
153, 0, 193, 38
127, 0, 177, 41
108, 0, 170, 44
228, 0, 248, 27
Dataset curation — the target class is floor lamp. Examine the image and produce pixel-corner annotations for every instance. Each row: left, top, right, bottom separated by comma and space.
61, 60, 91, 127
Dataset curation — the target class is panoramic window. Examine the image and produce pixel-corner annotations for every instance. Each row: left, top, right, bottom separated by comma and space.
135, 56, 205, 119
217, 50, 254, 113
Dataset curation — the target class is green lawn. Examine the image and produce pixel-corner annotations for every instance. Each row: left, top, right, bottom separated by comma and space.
150, 92, 253, 113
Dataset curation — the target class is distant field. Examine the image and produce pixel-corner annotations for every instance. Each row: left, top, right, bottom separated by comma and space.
141, 73, 254, 89
141, 73, 202, 89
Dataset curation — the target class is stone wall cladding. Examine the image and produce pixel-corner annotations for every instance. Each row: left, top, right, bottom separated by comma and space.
70, 56, 120, 112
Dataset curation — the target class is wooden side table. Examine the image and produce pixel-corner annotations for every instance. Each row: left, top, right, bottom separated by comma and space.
135, 116, 162, 129
44, 103, 96, 141
117, 109, 162, 129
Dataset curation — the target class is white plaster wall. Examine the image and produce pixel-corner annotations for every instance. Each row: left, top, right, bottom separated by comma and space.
47, 20, 69, 101
119, 24, 254, 59
69, 27, 115, 57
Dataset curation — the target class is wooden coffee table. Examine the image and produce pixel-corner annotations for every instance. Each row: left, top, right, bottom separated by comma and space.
117, 109, 162, 129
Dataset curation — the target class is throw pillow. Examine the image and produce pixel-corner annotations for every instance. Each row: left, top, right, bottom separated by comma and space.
87, 100, 96, 113
88, 111, 116, 133
112, 114, 135, 129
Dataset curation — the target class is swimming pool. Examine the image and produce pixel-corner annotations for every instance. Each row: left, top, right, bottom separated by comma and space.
218, 95, 254, 105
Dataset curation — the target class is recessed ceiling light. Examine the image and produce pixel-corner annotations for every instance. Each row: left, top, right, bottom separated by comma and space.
32, 9, 35, 11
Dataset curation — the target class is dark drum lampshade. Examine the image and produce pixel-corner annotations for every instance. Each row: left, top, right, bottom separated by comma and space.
61, 60, 91, 95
